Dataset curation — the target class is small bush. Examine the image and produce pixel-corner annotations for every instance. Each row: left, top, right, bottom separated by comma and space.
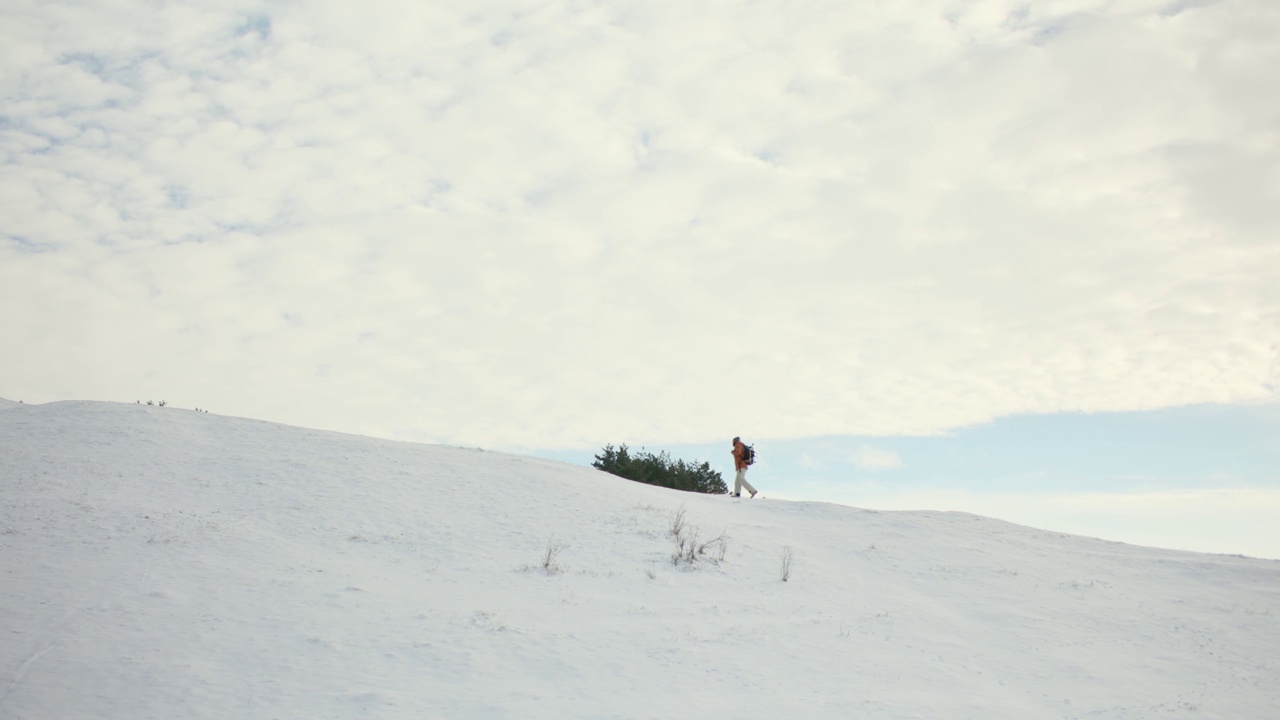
698, 531, 729, 563
541, 537, 569, 574
669, 507, 687, 538
593, 444, 728, 494
668, 508, 728, 567
780, 546, 794, 582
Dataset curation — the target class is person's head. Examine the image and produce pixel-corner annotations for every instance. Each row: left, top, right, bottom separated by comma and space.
733, 436, 741, 444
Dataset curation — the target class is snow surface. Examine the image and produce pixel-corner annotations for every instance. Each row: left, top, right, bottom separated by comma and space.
2, 400, 1277, 719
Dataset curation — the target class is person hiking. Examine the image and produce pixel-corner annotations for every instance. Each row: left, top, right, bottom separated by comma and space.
731, 436, 757, 498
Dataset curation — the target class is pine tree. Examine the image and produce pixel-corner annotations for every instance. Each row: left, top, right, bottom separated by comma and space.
592, 444, 728, 495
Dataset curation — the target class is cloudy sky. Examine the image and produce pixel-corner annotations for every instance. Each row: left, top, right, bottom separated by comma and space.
3, 1, 1278, 552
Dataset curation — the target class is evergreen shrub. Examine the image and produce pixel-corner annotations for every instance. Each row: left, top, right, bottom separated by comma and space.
592, 444, 728, 495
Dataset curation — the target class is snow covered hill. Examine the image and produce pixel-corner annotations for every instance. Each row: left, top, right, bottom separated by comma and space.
2, 400, 1277, 719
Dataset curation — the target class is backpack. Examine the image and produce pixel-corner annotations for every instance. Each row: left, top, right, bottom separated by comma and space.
742, 444, 756, 466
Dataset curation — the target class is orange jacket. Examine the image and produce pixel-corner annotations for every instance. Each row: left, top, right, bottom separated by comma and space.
732, 440, 747, 471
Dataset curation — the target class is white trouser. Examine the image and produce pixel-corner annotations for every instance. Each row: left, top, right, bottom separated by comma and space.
734, 468, 756, 496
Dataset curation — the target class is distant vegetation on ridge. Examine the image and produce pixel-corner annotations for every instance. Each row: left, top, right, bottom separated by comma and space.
592, 444, 728, 495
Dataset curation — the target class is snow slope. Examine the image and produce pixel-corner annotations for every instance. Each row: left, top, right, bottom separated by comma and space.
1, 401, 1277, 720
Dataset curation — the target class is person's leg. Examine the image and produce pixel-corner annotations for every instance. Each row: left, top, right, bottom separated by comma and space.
739, 472, 757, 497
734, 468, 745, 495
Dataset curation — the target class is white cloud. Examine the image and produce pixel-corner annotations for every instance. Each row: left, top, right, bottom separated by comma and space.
1, 0, 1278, 448
850, 445, 904, 472
797, 452, 824, 471
799, 485, 1280, 560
